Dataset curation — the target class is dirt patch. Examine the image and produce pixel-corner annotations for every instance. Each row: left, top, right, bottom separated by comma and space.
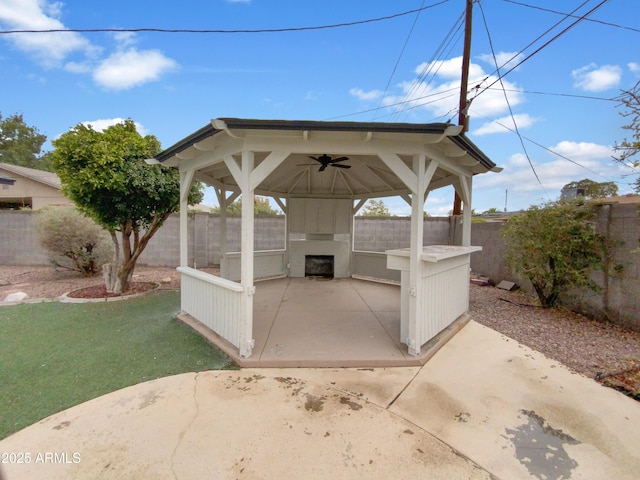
597, 368, 640, 401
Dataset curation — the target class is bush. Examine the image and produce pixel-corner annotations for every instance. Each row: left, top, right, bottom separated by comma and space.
36, 206, 111, 276
501, 200, 607, 307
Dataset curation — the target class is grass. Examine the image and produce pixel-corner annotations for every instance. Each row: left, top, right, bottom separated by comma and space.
0, 291, 235, 440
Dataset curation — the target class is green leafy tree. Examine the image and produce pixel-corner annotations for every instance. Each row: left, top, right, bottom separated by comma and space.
52, 120, 203, 294
212, 196, 281, 216
483, 207, 501, 214
561, 178, 618, 199
613, 80, 640, 192
37, 206, 111, 275
360, 199, 390, 217
501, 200, 607, 307
0, 112, 51, 171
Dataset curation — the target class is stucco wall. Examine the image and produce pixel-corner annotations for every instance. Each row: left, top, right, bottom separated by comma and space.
0, 166, 68, 210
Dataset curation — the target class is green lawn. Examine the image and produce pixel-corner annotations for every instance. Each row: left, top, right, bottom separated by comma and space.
0, 291, 235, 440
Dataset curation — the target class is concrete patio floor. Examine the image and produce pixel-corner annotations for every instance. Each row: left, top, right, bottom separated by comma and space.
2, 321, 639, 480
181, 276, 468, 368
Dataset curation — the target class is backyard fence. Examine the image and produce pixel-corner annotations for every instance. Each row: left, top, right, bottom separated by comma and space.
1, 204, 638, 330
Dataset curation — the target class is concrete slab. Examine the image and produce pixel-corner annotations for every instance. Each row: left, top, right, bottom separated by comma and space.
5, 321, 638, 479
389, 321, 640, 480
0, 370, 491, 480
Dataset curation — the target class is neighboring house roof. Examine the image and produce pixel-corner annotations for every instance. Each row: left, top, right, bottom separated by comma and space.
0, 162, 61, 189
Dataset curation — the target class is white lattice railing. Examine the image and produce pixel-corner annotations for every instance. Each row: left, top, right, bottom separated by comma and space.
177, 266, 244, 348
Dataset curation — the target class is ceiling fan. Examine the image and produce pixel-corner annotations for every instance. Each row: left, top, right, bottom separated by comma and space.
298, 154, 351, 172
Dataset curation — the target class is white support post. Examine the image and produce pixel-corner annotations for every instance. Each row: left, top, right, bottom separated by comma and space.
457, 175, 472, 247
407, 155, 426, 356
179, 169, 195, 267
239, 150, 255, 358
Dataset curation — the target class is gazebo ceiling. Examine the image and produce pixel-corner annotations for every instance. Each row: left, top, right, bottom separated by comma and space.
156, 118, 500, 199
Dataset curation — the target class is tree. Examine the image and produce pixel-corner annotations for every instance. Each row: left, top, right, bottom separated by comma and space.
483, 207, 501, 214
37, 206, 111, 275
212, 196, 281, 216
51, 120, 203, 294
613, 80, 640, 192
501, 200, 607, 307
360, 199, 390, 216
561, 178, 618, 199
0, 112, 51, 171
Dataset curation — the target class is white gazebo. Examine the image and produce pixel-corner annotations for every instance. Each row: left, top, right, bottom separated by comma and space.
155, 118, 500, 362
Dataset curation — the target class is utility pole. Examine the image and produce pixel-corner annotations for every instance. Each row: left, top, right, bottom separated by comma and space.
453, 0, 474, 216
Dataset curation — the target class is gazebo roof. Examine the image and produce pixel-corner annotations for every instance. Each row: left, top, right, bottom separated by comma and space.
156, 118, 499, 199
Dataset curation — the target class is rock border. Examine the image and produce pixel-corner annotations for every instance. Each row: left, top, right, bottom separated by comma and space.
58, 283, 165, 303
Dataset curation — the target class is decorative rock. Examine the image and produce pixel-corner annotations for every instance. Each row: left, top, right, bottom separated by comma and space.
497, 280, 517, 291
3, 291, 29, 302
161, 277, 172, 284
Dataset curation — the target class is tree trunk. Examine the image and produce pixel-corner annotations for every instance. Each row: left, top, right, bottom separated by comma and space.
103, 214, 169, 295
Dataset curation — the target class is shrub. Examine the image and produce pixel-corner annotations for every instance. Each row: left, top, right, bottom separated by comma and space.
36, 206, 111, 276
501, 200, 607, 307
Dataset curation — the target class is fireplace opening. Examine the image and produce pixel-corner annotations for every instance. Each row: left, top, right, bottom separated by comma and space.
305, 255, 334, 278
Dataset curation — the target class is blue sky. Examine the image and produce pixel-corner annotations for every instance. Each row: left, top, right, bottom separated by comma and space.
1, 0, 639, 215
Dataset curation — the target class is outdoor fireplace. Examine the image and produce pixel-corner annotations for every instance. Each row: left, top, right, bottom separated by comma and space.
305, 255, 334, 278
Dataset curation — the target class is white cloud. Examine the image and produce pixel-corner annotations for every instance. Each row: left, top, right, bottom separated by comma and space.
629, 62, 640, 75
474, 141, 623, 196
0, 1, 177, 89
381, 56, 524, 120
572, 64, 622, 92
349, 88, 383, 101
93, 48, 177, 90
0, 0, 95, 66
82, 118, 149, 136
305, 91, 320, 101
472, 113, 537, 136
477, 51, 525, 72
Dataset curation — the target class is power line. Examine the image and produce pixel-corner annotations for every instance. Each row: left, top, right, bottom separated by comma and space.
485, 88, 618, 103
0, 1, 450, 35
373, 1, 428, 120
502, 0, 640, 34
477, 0, 546, 193
473, 0, 612, 99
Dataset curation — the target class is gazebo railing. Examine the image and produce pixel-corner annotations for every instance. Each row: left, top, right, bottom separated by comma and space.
177, 266, 244, 348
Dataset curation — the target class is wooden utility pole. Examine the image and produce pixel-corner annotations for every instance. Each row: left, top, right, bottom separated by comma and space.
453, 0, 474, 216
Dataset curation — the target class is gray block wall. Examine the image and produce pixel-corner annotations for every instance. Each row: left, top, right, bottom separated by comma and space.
3, 206, 638, 331
353, 216, 450, 252
470, 203, 640, 332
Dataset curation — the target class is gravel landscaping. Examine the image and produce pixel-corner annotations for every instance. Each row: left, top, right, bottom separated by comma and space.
2, 265, 639, 398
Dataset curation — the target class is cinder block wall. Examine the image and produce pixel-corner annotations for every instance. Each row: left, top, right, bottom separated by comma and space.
353, 216, 450, 251
470, 203, 640, 332
0, 211, 49, 265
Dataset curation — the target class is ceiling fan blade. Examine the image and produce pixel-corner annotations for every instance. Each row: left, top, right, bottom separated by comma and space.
332, 164, 351, 169
308, 155, 322, 163
318, 165, 327, 172
330, 156, 349, 163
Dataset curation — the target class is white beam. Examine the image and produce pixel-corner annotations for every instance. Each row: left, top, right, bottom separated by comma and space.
353, 198, 368, 214
249, 151, 290, 191
273, 196, 287, 213
377, 153, 417, 193
224, 155, 242, 186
